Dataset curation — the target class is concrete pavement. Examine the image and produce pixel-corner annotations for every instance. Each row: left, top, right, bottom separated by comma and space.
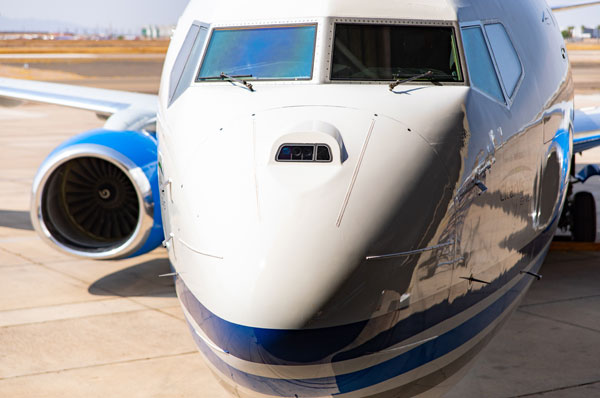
0, 103, 231, 398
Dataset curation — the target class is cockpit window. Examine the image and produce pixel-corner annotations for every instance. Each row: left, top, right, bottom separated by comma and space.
461, 26, 505, 103
330, 24, 463, 82
197, 25, 317, 81
484, 23, 522, 98
169, 23, 209, 106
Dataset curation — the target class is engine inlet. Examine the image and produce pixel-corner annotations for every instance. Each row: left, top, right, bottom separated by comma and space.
43, 157, 140, 246
31, 140, 157, 260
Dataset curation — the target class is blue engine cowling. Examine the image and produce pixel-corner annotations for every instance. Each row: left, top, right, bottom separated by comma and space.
30, 128, 164, 260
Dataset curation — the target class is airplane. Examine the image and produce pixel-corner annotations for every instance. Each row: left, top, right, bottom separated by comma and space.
2, 0, 600, 397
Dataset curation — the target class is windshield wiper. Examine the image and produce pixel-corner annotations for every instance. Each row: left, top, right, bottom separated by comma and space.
219, 72, 254, 92
389, 70, 434, 91
198, 73, 255, 91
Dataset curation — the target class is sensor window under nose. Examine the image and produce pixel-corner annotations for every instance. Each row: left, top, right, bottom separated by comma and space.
276, 144, 332, 162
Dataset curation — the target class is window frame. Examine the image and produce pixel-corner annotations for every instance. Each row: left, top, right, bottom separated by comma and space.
194, 23, 319, 83
325, 18, 468, 86
460, 20, 524, 108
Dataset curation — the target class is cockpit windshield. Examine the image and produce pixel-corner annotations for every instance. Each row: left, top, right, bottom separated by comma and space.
331, 24, 463, 83
197, 24, 317, 81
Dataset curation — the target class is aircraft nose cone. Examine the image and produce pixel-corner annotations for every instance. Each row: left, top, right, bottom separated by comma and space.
172, 108, 461, 334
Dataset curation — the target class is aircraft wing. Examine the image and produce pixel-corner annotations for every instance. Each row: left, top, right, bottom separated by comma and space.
551, 1, 600, 11
0, 77, 157, 131
574, 107, 600, 153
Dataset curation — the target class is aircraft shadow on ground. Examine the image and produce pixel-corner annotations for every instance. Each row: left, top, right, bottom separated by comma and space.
0, 210, 34, 231
88, 258, 176, 298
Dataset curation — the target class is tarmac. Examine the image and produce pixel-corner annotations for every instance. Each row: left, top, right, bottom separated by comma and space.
0, 52, 599, 398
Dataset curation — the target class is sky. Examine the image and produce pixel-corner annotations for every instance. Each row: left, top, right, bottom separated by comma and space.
548, 0, 600, 28
0, 0, 598, 33
0, 0, 190, 33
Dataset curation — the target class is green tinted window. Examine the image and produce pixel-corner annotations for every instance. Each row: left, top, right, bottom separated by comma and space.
198, 25, 317, 80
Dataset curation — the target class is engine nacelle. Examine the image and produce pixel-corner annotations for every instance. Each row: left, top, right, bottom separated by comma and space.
31, 129, 164, 260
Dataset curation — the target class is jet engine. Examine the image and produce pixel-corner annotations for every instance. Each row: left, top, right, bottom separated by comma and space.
30, 129, 164, 260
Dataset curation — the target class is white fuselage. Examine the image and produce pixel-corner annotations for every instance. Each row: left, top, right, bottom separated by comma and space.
155, 0, 573, 397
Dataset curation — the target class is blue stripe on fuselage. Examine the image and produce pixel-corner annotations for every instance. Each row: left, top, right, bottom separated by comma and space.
175, 224, 553, 367
182, 255, 542, 397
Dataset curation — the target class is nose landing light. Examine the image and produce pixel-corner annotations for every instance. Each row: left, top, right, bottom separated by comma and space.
276, 144, 332, 162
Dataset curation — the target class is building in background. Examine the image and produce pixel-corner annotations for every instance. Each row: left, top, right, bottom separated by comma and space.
582, 26, 600, 38
141, 25, 174, 39
561, 25, 600, 39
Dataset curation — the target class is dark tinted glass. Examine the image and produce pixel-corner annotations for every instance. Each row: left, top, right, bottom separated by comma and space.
316, 145, 331, 162
277, 145, 332, 162
331, 24, 463, 82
